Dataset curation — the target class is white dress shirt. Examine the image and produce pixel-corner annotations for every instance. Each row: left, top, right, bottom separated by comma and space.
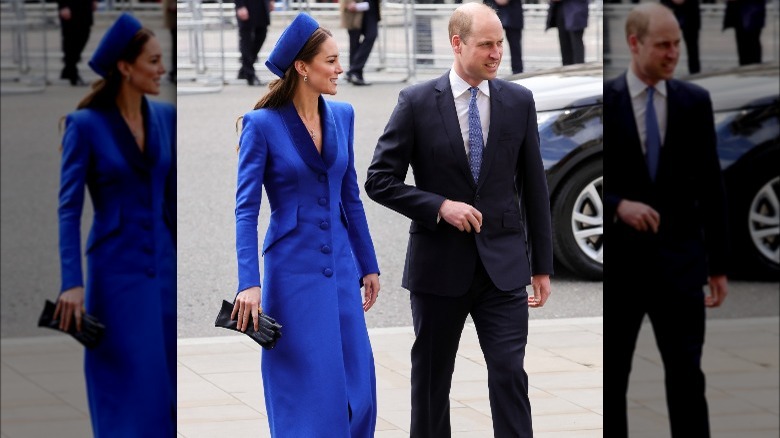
449, 68, 491, 155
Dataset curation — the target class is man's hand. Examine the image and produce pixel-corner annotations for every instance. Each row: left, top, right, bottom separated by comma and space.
236, 6, 249, 21
617, 199, 660, 233
439, 199, 483, 233
705, 275, 728, 308
529, 275, 551, 308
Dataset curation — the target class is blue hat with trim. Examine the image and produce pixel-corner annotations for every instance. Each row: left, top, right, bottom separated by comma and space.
89, 13, 143, 78
265, 13, 320, 78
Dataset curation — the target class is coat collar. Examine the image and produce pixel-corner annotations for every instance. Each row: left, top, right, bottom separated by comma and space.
279, 96, 337, 173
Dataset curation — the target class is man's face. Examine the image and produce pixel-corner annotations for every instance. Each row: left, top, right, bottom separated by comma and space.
629, 12, 681, 85
452, 11, 504, 86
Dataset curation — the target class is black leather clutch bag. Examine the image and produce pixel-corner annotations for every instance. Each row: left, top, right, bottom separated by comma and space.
214, 300, 282, 350
37, 300, 105, 349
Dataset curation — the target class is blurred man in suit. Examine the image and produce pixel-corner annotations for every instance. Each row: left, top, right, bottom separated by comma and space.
661, 0, 701, 74
57, 0, 96, 85
723, 0, 766, 66
604, 3, 729, 436
235, 0, 274, 85
485, 0, 525, 73
546, 0, 589, 65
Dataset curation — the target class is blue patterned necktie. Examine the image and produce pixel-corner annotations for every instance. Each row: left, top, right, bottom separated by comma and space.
645, 86, 660, 181
468, 87, 484, 183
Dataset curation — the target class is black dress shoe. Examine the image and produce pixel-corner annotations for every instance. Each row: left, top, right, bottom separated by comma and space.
345, 72, 356, 84
69, 75, 86, 86
351, 76, 370, 86
237, 70, 247, 80
246, 75, 261, 86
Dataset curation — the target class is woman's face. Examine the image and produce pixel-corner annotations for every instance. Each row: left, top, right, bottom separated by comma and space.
126, 36, 166, 95
303, 36, 343, 96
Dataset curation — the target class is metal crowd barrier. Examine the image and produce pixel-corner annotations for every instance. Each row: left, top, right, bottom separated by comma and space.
1, 0, 52, 94
176, 0, 604, 89
1, 0, 171, 94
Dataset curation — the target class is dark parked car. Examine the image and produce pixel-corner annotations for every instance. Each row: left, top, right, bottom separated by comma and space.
510, 61, 779, 280
686, 63, 779, 279
510, 63, 604, 280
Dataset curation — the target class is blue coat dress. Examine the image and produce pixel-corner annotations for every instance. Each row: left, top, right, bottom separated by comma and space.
59, 98, 176, 437
236, 97, 379, 437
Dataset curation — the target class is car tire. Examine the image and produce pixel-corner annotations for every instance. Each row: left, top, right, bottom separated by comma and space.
727, 152, 780, 280
552, 159, 603, 280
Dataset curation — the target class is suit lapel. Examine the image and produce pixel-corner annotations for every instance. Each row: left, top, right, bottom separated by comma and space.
435, 74, 475, 187
613, 74, 654, 184
477, 80, 502, 187
279, 101, 327, 173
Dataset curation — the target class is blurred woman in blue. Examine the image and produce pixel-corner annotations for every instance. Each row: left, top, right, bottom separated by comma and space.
54, 13, 176, 437
232, 13, 381, 436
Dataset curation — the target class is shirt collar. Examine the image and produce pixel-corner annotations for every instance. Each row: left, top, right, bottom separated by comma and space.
449, 68, 491, 100
627, 67, 667, 99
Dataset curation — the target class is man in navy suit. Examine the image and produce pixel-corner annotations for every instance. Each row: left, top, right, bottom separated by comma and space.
603, 3, 729, 436
366, 3, 553, 436
545, 0, 589, 65
234, 0, 274, 85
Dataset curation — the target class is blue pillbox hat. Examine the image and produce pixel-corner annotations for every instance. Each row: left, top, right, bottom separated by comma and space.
89, 13, 143, 78
265, 13, 320, 78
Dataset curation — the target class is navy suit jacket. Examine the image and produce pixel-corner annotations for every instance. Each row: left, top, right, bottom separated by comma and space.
365, 73, 553, 296
723, 0, 766, 31
546, 0, 589, 32
485, 0, 524, 30
603, 73, 729, 287
234, 0, 271, 27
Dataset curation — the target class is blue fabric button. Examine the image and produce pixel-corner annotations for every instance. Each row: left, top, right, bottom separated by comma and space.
318, 174, 327, 183
323, 268, 333, 277
320, 221, 330, 230
318, 197, 327, 206
321, 245, 331, 254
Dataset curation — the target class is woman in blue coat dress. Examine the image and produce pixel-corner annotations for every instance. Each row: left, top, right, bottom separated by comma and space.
55, 13, 176, 437
232, 13, 381, 437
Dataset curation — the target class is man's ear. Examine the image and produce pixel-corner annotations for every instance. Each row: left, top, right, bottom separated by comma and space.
452, 35, 462, 55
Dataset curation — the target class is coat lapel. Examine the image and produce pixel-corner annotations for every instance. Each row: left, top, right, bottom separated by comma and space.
106, 102, 151, 174
141, 98, 162, 172
435, 74, 475, 187
613, 74, 653, 184
318, 97, 338, 169
477, 80, 502, 187
279, 101, 327, 173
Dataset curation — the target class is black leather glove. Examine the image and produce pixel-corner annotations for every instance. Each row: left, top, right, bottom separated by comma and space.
37, 300, 106, 349
214, 300, 283, 350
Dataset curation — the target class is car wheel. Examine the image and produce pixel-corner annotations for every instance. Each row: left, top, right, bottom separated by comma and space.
552, 160, 603, 280
729, 157, 780, 279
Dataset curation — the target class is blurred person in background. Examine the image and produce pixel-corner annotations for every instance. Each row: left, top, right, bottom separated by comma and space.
485, 0, 525, 73
545, 0, 590, 65
57, 0, 96, 85
723, 0, 766, 66
235, 0, 275, 85
341, 0, 381, 85
661, 0, 701, 74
